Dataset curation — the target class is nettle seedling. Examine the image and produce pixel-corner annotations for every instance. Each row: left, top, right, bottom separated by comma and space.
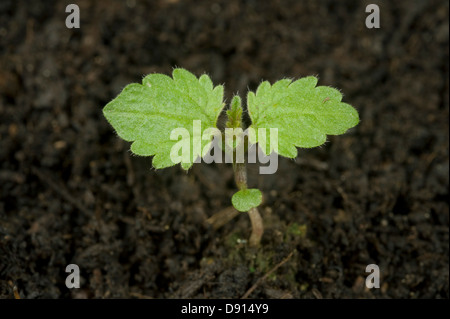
103, 68, 359, 247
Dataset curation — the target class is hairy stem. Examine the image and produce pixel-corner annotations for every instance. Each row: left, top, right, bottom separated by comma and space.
233, 162, 247, 190
233, 162, 264, 246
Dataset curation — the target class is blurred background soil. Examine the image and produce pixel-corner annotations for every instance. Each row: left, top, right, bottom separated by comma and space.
0, 0, 448, 298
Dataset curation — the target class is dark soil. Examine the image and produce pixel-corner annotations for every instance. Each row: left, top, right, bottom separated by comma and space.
0, 0, 448, 299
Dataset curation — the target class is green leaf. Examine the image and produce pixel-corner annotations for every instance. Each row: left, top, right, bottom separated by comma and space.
247, 77, 359, 157
103, 68, 224, 170
232, 189, 263, 212
226, 95, 243, 129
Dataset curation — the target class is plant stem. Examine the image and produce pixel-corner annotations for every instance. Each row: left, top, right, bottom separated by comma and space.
233, 162, 264, 247
233, 162, 247, 190
247, 207, 263, 247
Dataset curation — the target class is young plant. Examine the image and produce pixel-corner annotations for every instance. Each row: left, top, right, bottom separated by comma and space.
103, 68, 359, 247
